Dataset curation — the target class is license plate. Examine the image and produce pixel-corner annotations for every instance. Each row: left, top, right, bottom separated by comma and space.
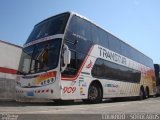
27, 91, 34, 96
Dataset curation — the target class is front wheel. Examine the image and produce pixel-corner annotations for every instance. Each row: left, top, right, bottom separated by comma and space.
83, 83, 102, 104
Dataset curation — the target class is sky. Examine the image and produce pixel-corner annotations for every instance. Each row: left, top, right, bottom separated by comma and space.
0, 0, 160, 63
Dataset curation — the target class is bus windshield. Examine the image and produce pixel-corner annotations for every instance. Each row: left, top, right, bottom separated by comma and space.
18, 39, 61, 74
18, 13, 70, 75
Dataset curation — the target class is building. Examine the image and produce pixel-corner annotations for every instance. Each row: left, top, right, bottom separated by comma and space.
0, 40, 22, 100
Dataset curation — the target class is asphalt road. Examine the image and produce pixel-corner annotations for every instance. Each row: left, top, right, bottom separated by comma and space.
0, 97, 160, 120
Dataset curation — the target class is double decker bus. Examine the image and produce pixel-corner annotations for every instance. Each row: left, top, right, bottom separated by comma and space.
154, 64, 160, 96
16, 12, 156, 103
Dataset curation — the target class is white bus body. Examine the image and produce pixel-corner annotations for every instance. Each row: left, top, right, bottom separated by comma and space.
16, 12, 156, 103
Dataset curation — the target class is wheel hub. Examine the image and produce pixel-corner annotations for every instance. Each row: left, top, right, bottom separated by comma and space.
88, 86, 98, 100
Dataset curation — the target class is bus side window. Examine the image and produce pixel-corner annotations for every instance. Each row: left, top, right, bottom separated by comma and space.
91, 24, 100, 44
62, 40, 77, 76
108, 35, 121, 54
99, 29, 109, 48
68, 15, 91, 41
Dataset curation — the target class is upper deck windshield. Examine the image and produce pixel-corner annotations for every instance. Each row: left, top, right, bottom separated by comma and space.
26, 13, 70, 44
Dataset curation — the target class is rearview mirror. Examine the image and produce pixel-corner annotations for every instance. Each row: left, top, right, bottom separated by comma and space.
61, 44, 71, 72
64, 48, 71, 65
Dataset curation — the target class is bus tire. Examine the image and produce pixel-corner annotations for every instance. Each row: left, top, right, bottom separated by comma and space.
84, 82, 102, 104
139, 87, 146, 100
145, 87, 150, 98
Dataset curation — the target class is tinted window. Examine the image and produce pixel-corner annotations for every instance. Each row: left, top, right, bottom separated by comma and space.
18, 39, 61, 74
67, 15, 153, 68
62, 51, 86, 77
100, 31, 109, 48
91, 25, 100, 43
120, 41, 127, 56
91, 25, 109, 48
92, 59, 141, 83
65, 30, 92, 54
92, 58, 104, 77
26, 13, 70, 43
76, 38, 92, 54
62, 38, 92, 76
62, 49, 77, 76
126, 46, 133, 59
77, 52, 86, 70
108, 35, 121, 54
68, 16, 91, 41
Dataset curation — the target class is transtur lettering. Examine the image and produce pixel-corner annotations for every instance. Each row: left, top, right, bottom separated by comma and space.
98, 46, 126, 65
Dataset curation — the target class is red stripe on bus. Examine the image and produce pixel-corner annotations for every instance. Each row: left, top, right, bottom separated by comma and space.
61, 45, 94, 81
0, 67, 17, 74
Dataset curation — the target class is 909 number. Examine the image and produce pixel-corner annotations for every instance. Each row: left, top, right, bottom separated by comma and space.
63, 87, 76, 93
